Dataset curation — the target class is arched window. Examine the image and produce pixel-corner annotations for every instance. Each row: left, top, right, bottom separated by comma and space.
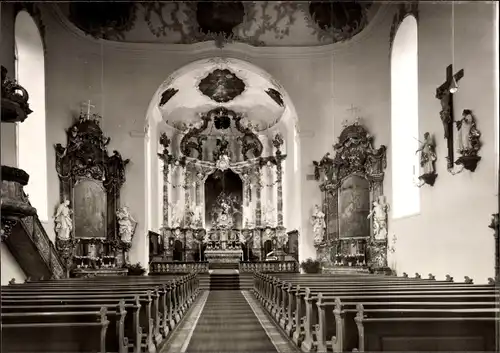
293, 124, 299, 173
15, 11, 48, 221
390, 15, 420, 219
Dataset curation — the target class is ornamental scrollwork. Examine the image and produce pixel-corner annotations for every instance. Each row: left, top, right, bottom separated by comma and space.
234, 114, 263, 160
314, 122, 386, 189
179, 113, 210, 159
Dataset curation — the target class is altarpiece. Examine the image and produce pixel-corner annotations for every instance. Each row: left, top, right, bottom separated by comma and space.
54, 110, 130, 277
313, 122, 391, 273
154, 107, 292, 266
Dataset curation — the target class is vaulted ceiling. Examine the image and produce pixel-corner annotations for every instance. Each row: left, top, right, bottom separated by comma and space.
54, 1, 380, 47
157, 58, 286, 134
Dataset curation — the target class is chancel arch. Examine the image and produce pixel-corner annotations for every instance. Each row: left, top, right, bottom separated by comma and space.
143, 57, 303, 269
14, 10, 48, 221
390, 14, 420, 219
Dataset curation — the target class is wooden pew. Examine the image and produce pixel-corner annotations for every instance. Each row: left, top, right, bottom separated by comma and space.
1, 308, 110, 353
252, 272, 498, 352
354, 304, 498, 351
1, 272, 200, 353
318, 296, 499, 352
3, 300, 132, 353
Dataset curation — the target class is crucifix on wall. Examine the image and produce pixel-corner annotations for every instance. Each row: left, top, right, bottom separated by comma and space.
435, 64, 464, 170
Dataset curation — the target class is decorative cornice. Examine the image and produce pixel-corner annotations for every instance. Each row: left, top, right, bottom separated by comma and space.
47, 3, 391, 59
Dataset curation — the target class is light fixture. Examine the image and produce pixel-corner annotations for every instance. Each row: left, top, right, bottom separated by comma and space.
449, 77, 459, 94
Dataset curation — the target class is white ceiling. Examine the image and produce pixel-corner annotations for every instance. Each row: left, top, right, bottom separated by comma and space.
158, 59, 286, 132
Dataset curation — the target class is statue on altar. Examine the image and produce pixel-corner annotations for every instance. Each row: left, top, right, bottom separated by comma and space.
54, 199, 73, 241
210, 192, 240, 229
116, 206, 137, 244
367, 196, 390, 240
311, 204, 326, 245
170, 200, 184, 228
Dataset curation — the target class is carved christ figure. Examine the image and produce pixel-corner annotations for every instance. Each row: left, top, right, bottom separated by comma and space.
54, 199, 72, 241
439, 90, 452, 139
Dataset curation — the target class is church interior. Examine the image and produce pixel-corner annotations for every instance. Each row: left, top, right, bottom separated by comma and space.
1, 1, 499, 352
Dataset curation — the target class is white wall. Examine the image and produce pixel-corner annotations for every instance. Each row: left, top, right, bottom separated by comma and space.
1, 243, 27, 285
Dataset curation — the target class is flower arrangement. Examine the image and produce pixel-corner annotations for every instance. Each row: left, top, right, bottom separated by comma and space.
125, 263, 146, 276
300, 258, 321, 274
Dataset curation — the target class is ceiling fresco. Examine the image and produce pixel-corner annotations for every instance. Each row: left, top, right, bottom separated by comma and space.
54, 1, 379, 47
157, 58, 286, 134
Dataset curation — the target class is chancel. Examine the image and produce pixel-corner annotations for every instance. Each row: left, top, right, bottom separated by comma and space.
1, 2, 499, 353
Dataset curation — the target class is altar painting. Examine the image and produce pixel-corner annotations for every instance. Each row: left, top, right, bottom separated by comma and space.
338, 175, 370, 238
73, 179, 107, 238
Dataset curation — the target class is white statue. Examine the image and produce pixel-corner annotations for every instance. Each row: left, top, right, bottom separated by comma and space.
54, 199, 72, 241
367, 196, 390, 240
116, 206, 137, 244
262, 201, 276, 227
311, 204, 326, 245
416, 132, 437, 175
171, 200, 184, 228
456, 110, 473, 152
253, 230, 261, 248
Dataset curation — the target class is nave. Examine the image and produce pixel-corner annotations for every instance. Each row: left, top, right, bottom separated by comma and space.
1, 269, 499, 352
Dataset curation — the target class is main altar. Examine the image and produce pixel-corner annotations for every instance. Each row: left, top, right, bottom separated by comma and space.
150, 107, 296, 271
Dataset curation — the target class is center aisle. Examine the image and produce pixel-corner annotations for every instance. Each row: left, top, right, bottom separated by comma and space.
186, 291, 278, 352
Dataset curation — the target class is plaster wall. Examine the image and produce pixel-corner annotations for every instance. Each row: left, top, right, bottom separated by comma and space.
329, 2, 497, 283
1, 243, 27, 285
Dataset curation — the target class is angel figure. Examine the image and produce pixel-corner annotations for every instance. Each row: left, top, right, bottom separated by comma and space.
116, 206, 137, 244
54, 199, 72, 241
367, 196, 390, 240
311, 204, 326, 245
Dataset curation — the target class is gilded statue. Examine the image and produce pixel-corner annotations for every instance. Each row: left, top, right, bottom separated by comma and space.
311, 204, 326, 245
54, 200, 73, 241
367, 196, 390, 240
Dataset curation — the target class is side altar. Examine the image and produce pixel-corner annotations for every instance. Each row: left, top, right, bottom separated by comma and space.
312, 120, 391, 274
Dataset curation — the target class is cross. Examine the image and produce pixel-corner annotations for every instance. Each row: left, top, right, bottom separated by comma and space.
82, 100, 95, 117
435, 64, 464, 169
346, 104, 361, 120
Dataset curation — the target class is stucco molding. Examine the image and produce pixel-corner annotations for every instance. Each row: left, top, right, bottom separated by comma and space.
45, 3, 392, 59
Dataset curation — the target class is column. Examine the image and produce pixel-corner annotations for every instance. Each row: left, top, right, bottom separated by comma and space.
255, 168, 262, 226
276, 161, 283, 227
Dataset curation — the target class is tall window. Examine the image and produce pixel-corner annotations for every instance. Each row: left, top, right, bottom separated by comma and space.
293, 124, 299, 173
15, 11, 48, 221
390, 15, 420, 219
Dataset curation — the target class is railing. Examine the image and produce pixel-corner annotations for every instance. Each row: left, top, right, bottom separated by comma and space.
149, 261, 209, 274
19, 210, 66, 279
239, 260, 299, 273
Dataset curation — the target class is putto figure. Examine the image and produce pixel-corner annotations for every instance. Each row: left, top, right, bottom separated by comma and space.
54, 200, 73, 241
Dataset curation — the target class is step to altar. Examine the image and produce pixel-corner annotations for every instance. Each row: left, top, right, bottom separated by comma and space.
321, 266, 370, 275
